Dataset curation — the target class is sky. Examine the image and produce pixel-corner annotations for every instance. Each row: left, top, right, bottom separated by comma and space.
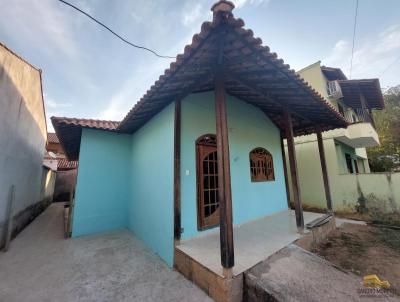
0, 0, 399, 132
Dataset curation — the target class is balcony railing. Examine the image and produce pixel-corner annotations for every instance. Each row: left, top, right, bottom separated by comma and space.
340, 108, 375, 128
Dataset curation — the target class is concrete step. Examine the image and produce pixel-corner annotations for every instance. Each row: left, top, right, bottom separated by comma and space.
243, 244, 399, 302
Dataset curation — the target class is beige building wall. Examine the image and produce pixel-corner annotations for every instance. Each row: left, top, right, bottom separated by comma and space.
285, 61, 398, 213
286, 137, 400, 212
0, 43, 48, 246
297, 61, 331, 102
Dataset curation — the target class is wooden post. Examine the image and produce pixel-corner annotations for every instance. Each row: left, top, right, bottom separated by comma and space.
215, 68, 234, 269
284, 110, 304, 232
174, 100, 182, 241
280, 133, 290, 208
316, 129, 333, 213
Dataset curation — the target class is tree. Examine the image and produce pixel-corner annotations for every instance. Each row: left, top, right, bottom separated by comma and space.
368, 85, 400, 172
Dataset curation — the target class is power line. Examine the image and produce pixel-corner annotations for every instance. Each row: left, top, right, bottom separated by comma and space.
379, 55, 400, 77
57, 0, 176, 59
349, 0, 359, 79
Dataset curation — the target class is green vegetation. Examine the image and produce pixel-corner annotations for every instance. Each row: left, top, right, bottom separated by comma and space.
368, 85, 400, 172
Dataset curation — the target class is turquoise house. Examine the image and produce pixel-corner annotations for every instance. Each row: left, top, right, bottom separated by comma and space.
52, 1, 347, 273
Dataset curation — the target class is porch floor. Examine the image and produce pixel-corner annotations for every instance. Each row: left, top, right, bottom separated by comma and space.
176, 210, 325, 277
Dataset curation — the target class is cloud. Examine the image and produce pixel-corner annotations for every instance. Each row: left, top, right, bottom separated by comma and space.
0, 0, 80, 59
232, 0, 271, 8
323, 24, 400, 86
45, 95, 72, 109
182, 3, 204, 26
99, 2, 209, 122
97, 62, 163, 121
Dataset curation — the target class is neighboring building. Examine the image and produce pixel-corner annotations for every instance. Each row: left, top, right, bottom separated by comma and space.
45, 132, 78, 202
287, 61, 400, 213
45, 132, 78, 171
0, 42, 55, 248
46, 132, 64, 154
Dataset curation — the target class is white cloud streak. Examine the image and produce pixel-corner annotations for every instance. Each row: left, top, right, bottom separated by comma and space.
182, 2, 204, 26
323, 24, 400, 86
233, 0, 271, 9
0, 0, 80, 59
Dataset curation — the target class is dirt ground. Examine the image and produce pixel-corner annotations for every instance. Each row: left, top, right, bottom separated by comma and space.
312, 223, 400, 291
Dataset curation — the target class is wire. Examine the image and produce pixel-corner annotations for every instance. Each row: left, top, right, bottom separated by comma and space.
379, 55, 400, 77
349, 0, 359, 79
57, 0, 176, 59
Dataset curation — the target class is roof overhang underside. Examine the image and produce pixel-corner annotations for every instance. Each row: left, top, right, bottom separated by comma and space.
53, 11, 348, 161
117, 16, 347, 136
337, 79, 384, 110
51, 118, 119, 161
321, 66, 347, 81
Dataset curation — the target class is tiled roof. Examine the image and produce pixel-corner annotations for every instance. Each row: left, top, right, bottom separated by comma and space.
47, 132, 59, 143
321, 66, 348, 81
116, 1, 347, 134
52, 117, 119, 130
57, 157, 78, 170
51, 117, 119, 160
53, 0, 348, 161
337, 79, 384, 109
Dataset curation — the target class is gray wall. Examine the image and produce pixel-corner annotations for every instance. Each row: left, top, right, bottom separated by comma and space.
0, 44, 47, 246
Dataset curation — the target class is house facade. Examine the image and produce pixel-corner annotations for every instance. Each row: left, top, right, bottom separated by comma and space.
0, 42, 54, 248
53, 1, 349, 300
287, 61, 400, 213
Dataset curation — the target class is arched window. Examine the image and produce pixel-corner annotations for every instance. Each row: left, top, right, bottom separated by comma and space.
249, 148, 275, 182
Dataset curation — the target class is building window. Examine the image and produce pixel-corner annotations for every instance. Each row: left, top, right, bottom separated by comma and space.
345, 153, 354, 174
249, 148, 275, 182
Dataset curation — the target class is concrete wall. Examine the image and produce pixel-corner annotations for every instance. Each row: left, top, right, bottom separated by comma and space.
128, 103, 175, 267
0, 44, 47, 247
334, 173, 400, 213
40, 167, 56, 202
72, 129, 131, 236
180, 91, 288, 240
286, 137, 400, 213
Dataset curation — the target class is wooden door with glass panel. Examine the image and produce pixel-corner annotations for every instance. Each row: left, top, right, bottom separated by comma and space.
196, 134, 219, 230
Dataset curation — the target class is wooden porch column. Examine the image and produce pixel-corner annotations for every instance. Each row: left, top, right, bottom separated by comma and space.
215, 68, 234, 270
280, 133, 290, 208
174, 100, 182, 242
316, 128, 333, 213
284, 110, 304, 232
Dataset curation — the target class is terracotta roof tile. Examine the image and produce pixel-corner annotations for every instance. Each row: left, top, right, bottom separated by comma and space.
51, 117, 119, 161
47, 132, 59, 143
57, 157, 78, 170
52, 117, 119, 130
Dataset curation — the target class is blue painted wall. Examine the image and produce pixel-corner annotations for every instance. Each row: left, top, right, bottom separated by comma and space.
128, 103, 175, 267
72, 91, 287, 266
72, 129, 131, 237
180, 92, 288, 239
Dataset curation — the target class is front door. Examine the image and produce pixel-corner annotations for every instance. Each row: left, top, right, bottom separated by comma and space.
196, 134, 219, 230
